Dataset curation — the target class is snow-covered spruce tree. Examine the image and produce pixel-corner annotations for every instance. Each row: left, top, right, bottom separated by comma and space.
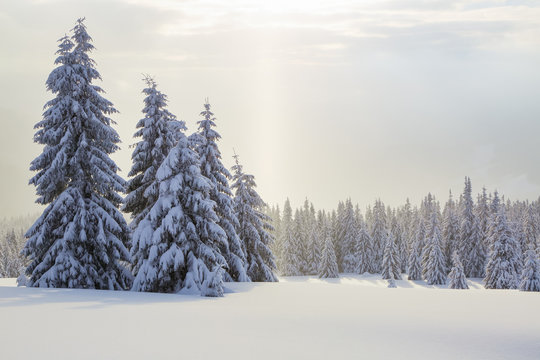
124, 76, 180, 230
293, 209, 309, 274
466, 216, 486, 278
448, 251, 468, 289
341, 199, 358, 273
407, 219, 424, 280
442, 191, 460, 271
319, 218, 339, 278
270, 205, 284, 273
306, 204, 321, 275
23, 19, 131, 289
131, 131, 228, 296
522, 204, 539, 258
476, 187, 490, 248
424, 211, 447, 285
355, 217, 374, 274
194, 101, 248, 282
484, 207, 520, 289
519, 244, 540, 292
458, 177, 483, 277
281, 199, 301, 276
231, 153, 277, 282
370, 200, 387, 273
382, 232, 401, 280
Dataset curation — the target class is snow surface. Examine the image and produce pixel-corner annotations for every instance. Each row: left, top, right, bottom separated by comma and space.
1, 274, 539, 360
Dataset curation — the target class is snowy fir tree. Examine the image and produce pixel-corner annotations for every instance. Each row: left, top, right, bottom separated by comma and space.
407, 221, 424, 280
341, 199, 359, 273
381, 232, 401, 280
423, 211, 447, 285
194, 101, 248, 282
124, 76, 180, 229
484, 207, 521, 289
354, 218, 374, 274
319, 218, 339, 278
519, 244, 540, 292
448, 251, 468, 289
476, 187, 491, 248
466, 216, 486, 278
231, 153, 277, 282
521, 205, 539, 258
458, 177, 483, 277
23, 19, 131, 289
293, 209, 309, 274
131, 128, 229, 296
442, 191, 460, 270
306, 205, 321, 275
370, 200, 387, 273
281, 199, 301, 276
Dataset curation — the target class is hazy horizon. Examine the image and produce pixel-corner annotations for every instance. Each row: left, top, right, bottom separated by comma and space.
2, 0, 540, 217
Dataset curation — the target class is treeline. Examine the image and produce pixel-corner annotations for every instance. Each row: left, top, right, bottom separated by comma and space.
268, 177, 540, 291
21, 18, 276, 296
0, 214, 36, 278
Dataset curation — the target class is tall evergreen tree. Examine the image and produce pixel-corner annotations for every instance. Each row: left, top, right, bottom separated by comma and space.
519, 244, 540, 292
131, 130, 228, 296
23, 19, 131, 289
194, 101, 248, 282
341, 199, 358, 272
381, 232, 401, 280
370, 200, 387, 273
280, 199, 300, 276
124, 76, 180, 229
355, 217, 374, 274
448, 251, 468, 289
407, 219, 424, 280
424, 211, 447, 285
319, 218, 339, 278
484, 207, 520, 289
293, 209, 309, 274
231, 154, 277, 282
458, 177, 482, 277
442, 191, 459, 271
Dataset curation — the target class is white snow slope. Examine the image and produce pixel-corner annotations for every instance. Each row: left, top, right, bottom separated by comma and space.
1, 274, 539, 360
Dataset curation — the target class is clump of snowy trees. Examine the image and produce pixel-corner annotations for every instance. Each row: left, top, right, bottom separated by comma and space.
268, 176, 540, 291
20, 19, 276, 296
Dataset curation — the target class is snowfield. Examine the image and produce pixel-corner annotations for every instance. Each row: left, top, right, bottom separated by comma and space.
1, 274, 539, 360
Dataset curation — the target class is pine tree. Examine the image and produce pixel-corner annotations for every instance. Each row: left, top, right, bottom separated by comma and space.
381, 232, 401, 280
131, 130, 228, 296
231, 153, 277, 282
124, 76, 180, 229
407, 220, 424, 280
519, 244, 540, 292
194, 101, 248, 282
424, 211, 447, 285
281, 199, 301, 276
370, 200, 387, 273
23, 19, 131, 289
293, 209, 309, 274
355, 218, 374, 274
341, 199, 358, 273
442, 191, 459, 271
459, 177, 482, 277
306, 204, 321, 275
319, 218, 339, 278
484, 207, 520, 289
448, 251, 468, 289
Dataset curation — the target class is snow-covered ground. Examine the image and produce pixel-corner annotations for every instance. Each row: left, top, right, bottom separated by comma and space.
1, 274, 539, 360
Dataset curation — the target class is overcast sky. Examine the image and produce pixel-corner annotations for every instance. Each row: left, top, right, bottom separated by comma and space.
1, 0, 540, 217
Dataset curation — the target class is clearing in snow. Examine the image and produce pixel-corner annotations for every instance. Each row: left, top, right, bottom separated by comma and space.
1, 274, 539, 360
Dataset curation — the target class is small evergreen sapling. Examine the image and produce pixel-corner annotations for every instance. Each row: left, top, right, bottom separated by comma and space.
448, 252, 468, 289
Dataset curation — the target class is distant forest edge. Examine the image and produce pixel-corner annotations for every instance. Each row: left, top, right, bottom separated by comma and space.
268, 178, 540, 291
